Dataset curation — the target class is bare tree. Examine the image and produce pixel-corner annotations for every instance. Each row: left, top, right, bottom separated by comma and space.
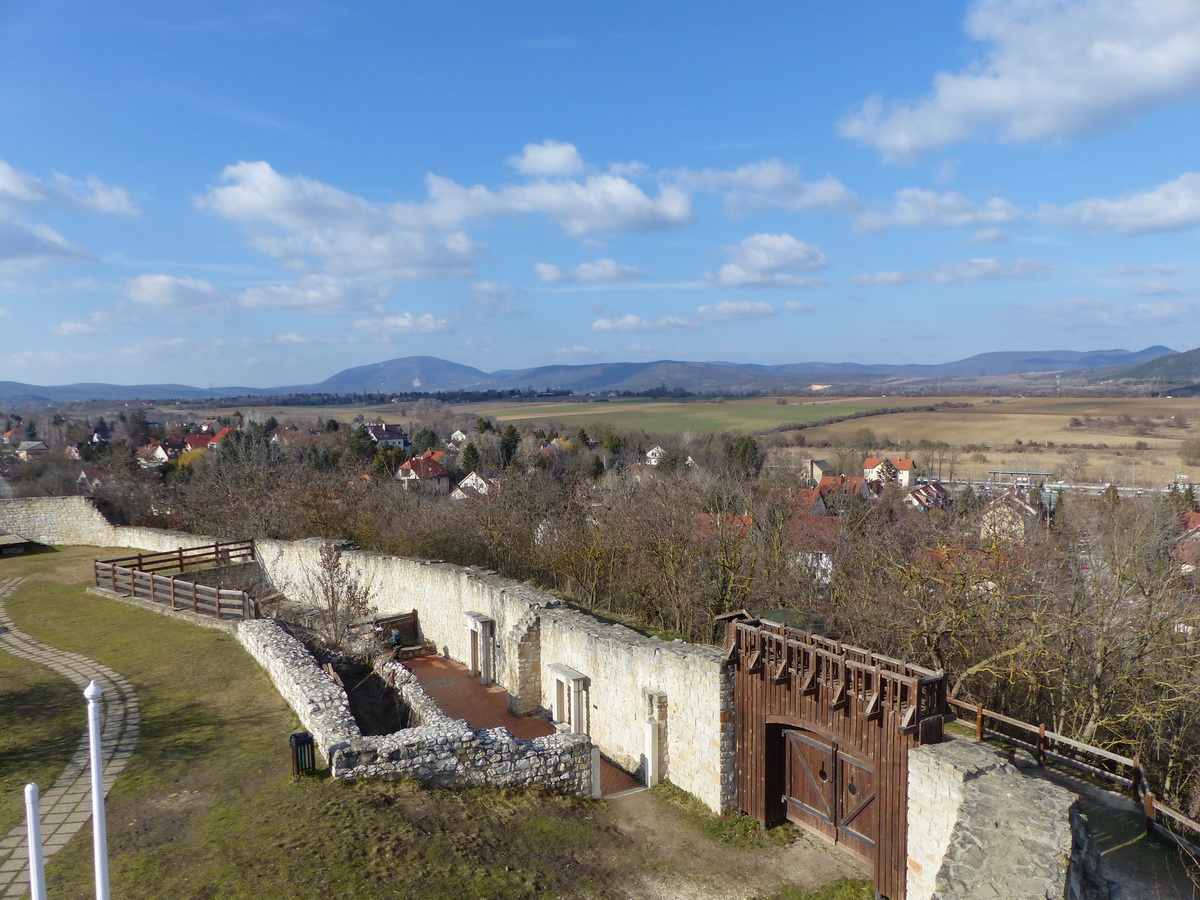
302, 542, 375, 649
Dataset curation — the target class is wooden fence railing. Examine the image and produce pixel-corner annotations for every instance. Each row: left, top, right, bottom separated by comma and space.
948, 696, 1200, 857
93, 541, 259, 621
97, 540, 255, 575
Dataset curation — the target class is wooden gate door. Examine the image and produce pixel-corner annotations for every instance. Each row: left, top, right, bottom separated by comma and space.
784, 729, 878, 863
835, 750, 878, 860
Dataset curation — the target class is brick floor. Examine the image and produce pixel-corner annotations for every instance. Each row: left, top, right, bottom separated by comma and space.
407, 654, 643, 797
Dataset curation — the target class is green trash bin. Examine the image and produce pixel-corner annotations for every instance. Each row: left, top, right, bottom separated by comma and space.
290, 731, 316, 776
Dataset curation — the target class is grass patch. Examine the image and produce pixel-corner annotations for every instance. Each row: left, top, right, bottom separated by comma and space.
757, 878, 874, 900
0, 651, 82, 834
650, 781, 794, 849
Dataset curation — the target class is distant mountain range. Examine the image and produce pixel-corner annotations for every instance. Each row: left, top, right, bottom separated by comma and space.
0, 346, 1184, 404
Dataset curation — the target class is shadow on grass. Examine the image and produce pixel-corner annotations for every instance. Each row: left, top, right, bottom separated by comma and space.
0, 681, 83, 779
132, 699, 225, 770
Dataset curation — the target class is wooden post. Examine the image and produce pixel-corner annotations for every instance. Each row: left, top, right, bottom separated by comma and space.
1144, 790, 1157, 837
975, 703, 984, 740
1131, 757, 1143, 800
192, 581, 198, 614
1036, 723, 1046, 766
177, 547, 183, 572
110, 565, 116, 593
169, 576, 176, 610
149, 573, 155, 604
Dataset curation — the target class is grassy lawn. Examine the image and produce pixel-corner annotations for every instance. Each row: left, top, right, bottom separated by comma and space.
0, 652, 81, 835
2, 547, 871, 899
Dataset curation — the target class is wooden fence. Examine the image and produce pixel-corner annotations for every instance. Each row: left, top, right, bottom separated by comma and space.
948, 696, 1200, 857
94, 540, 259, 621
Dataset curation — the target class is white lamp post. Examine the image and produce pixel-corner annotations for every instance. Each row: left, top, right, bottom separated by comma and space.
85, 680, 110, 900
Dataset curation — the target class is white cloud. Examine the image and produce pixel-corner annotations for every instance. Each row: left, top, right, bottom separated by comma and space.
1044, 172, 1200, 233
672, 160, 858, 214
970, 227, 1008, 244
0, 160, 137, 214
199, 161, 483, 279
0, 306, 8, 316
497, 175, 692, 235
535, 258, 644, 283
534, 263, 564, 283
592, 314, 696, 333
785, 300, 815, 312
706, 233, 829, 287
840, 0, 1200, 161
54, 320, 99, 337
0, 221, 92, 270
353, 313, 452, 334
847, 257, 1049, 286
123, 274, 228, 308
508, 140, 585, 176
695, 300, 777, 322
554, 345, 601, 357
1027, 294, 1200, 329
199, 160, 689, 284
855, 188, 1020, 232
240, 275, 389, 315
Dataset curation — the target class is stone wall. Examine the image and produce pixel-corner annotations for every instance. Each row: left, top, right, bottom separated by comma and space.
0, 498, 736, 813
255, 537, 734, 812
0, 496, 211, 553
907, 738, 1114, 900
236, 619, 591, 794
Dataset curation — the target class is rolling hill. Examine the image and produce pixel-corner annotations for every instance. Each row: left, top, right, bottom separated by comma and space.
0, 346, 1179, 403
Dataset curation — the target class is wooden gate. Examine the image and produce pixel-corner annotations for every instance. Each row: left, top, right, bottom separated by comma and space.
721, 612, 947, 900
784, 730, 877, 861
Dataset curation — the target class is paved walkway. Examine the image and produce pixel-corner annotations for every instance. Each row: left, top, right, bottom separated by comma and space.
407, 655, 644, 797
0, 577, 140, 900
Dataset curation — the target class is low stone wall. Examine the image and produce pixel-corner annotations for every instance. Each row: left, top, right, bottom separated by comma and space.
236, 619, 591, 794
907, 739, 1114, 900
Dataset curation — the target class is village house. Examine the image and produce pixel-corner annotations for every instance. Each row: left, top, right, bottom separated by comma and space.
906, 481, 953, 512
816, 474, 872, 512
395, 456, 451, 493
863, 456, 916, 487
450, 470, 497, 501
797, 457, 832, 485
788, 515, 843, 583
980, 487, 1041, 544
362, 421, 410, 450
16, 441, 49, 461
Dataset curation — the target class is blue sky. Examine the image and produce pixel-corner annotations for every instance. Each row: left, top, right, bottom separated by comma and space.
3, 0, 1200, 388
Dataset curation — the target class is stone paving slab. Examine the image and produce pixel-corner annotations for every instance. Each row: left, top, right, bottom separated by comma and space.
0, 577, 140, 899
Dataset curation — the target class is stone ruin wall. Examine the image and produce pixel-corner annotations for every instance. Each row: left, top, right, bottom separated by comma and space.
535, 608, 733, 813
0, 498, 733, 812
256, 537, 735, 813
907, 738, 1114, 900
236, 618, 591, 794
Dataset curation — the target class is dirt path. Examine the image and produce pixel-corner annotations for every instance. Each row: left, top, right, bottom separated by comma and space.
607, 790, 867, 900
